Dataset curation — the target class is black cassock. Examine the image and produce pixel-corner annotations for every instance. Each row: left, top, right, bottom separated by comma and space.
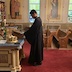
24, 17, 43, 64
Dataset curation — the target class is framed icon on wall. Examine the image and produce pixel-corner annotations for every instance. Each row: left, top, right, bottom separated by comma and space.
9, 0, 22, 19
46, 0, 63, 22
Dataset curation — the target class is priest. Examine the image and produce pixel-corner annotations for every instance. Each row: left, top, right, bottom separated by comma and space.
24, 9, 44, 66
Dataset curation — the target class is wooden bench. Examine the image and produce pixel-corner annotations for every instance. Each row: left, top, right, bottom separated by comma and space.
68, 29, 72, 46
53, 29, 71, 48
43, 28, 53, 48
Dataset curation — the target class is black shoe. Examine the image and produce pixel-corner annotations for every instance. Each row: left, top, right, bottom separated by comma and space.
36, 62, 42, 65
28, 61, 42, 66
33, 63, 38, 66
33, 62, 41, 66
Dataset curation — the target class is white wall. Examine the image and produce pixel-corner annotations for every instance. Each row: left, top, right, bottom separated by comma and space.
0, 0, 5, 2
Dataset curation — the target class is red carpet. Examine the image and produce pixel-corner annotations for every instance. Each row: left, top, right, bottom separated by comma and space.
20, 40, 72, 72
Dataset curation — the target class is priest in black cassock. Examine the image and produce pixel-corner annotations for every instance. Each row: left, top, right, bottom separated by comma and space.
24, 9, 44, 66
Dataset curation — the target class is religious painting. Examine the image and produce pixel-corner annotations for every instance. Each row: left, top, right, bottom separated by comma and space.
51, 0, 58, 18
10, 0, 21, 19
46, 0, 62, 22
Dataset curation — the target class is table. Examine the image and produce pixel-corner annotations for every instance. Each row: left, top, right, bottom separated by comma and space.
0, 39, 24, 72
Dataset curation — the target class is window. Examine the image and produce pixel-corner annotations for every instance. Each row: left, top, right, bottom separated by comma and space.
29, 0, 40, 22
68, 0, 72, 22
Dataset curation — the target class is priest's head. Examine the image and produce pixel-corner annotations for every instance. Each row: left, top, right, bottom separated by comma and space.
30, 9, 37, 19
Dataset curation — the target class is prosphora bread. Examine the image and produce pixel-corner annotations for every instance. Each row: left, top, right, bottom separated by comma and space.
7, 35, 18, 43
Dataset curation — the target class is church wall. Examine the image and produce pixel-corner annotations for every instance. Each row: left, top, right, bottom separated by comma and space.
5, 0, 72, 28
0, 0, 5, 2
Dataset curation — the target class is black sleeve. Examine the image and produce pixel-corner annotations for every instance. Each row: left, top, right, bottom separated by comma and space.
24, 18, 41, 44
24, 21, 37, 44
